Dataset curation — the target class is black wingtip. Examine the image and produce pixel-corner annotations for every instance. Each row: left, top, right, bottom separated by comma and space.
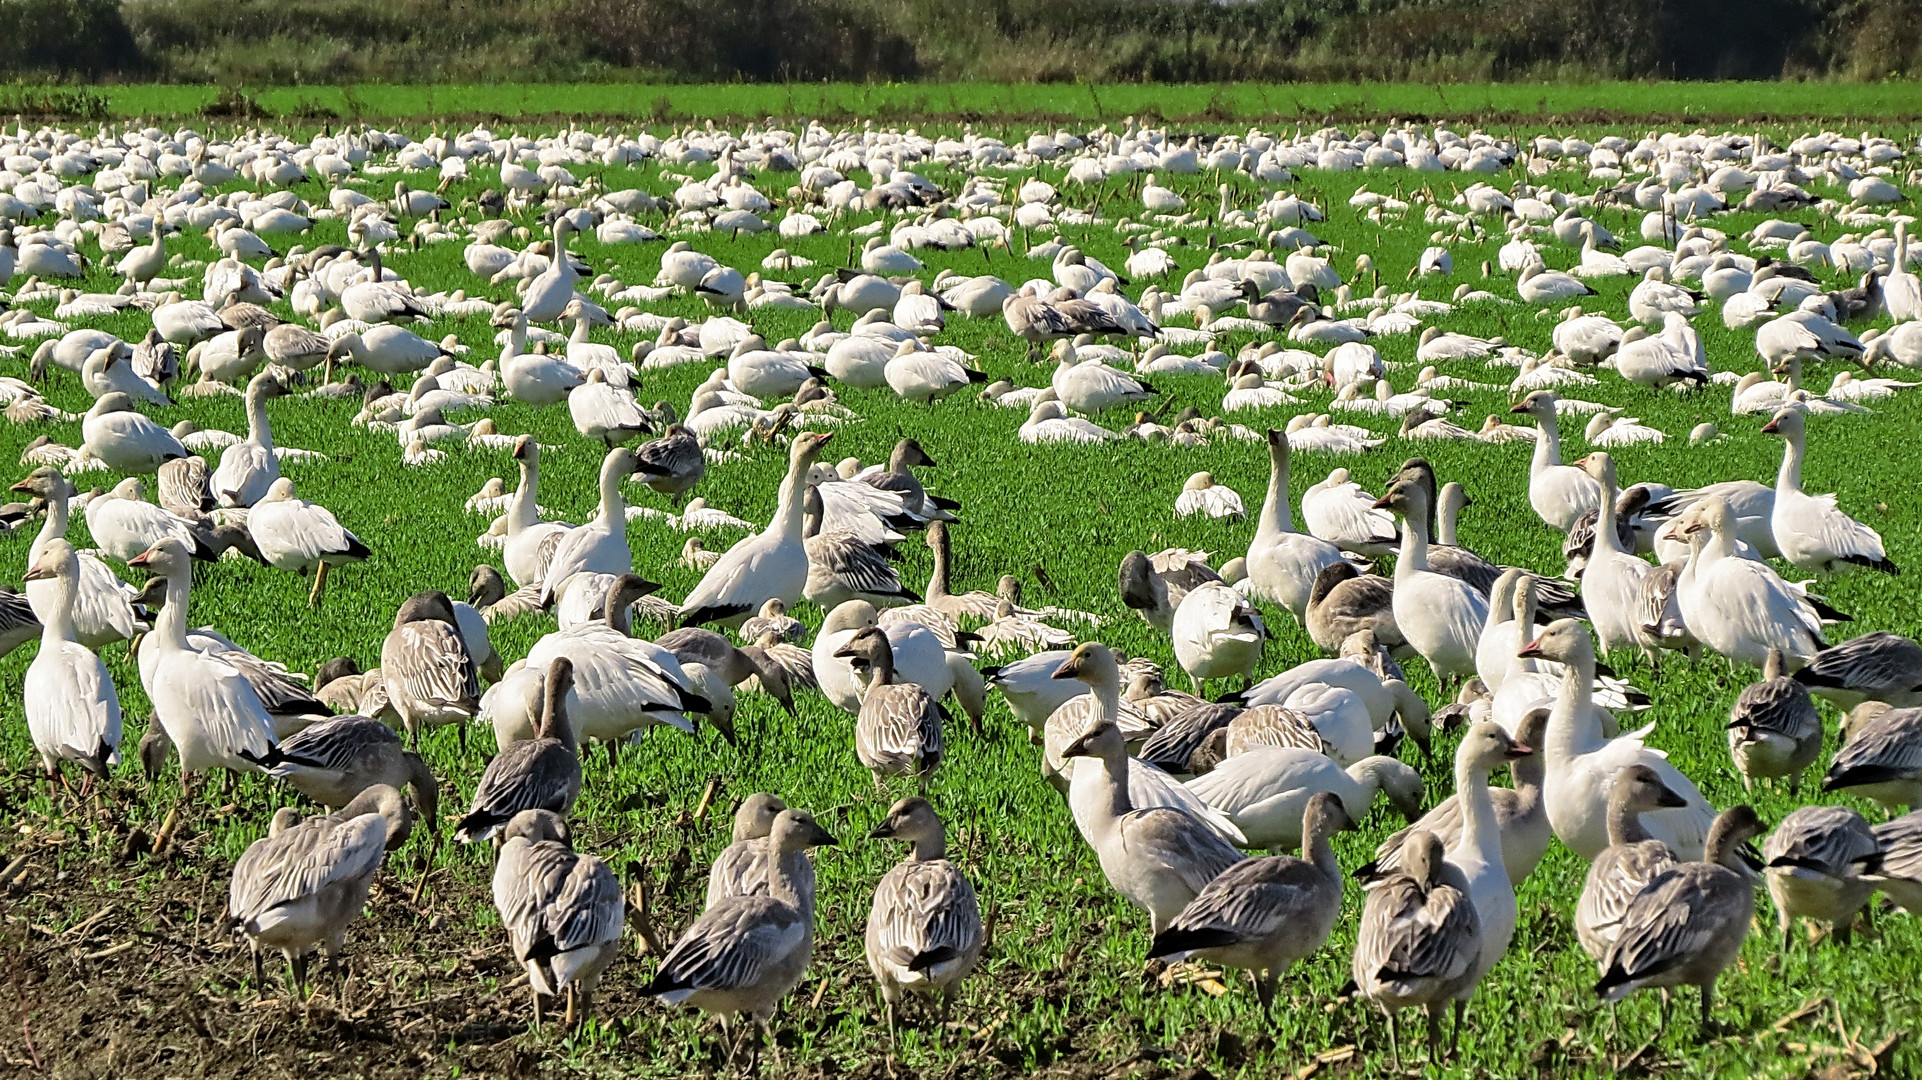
1147, 926, 1238, 960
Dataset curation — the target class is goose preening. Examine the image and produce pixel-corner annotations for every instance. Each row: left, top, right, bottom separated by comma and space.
644, 808, 837, 1068
227, 784, 413, 994
1118, 547, 1224, 635
492, 808, 625, 1027
864, 797, 983, 1038
266, 714, 440, 827
1367, 708, 1551, 886
1595, 805, 1767, 1036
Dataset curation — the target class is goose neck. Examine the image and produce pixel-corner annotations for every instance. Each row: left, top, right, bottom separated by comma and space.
39, 564, 78, 642
509, 458, 539, 532
32, 488, 69, 558
1605, 793, 1655, 847
927, 527, 953, 600
1255, 441, 1292, 542
1545, 655, 1601, 760
1531, 410, 1562, 471
1774, 426, 1805, 495
243, 383, 275, 449
771, 457, 811, 542
594, 457, 626, 525
155, 569, 192, 650
1396, 506, 1430, 575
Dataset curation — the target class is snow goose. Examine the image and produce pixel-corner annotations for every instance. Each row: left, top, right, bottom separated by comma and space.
1019, 399, 1116, 443
1302, 467, 1398, 557
1828, 369, 1919, 402
1305, 562, 1402, 654
1596, 805, 1767, 1036
266, 715, 439, 827
508, 575, 707, 746
919, 521, 999, 626
1794, 632, 1922, 710
1051, 349, 1154, 414
886, 342, 987, 403
1171, 582, 1266, 692
1052, 643, 1245, 932
1574, 765, 1692, 964
1519, 619, 1715, 859
643, 808, 837, 1069
1400, 464, 1584, 618
1517, 261, 1594, 303
1670, 496, 1827, 667
864, 797, 983, 1037
1352, 829, 1481, 1068
538, 447, 641, 606
210, 373, 286, 508
1434, 722, 1530, 991
1727, 649, 1823, 795
568, 368, 649, 447
1173, 471, 1245, 518
800, 486, 917, 610
1822, 703, 1922, 811
10, 468, 140, 649
501, 437, 573, 588
126, 538, 285, 794
84, 477, 215, 564
248, 478, 370, 605
654, 627, 797, 719
1762, 406, 1895, 575
1118, 548, 1224, 636
381, 591, 480, 747
1764, 805, 1879, 950
456, 658, 581, 843
1611, 322, 1709, 389
1626, 265, 1702, 324
1148, 791, 1351, 1013
633, 424, 706, 504
496, 307, 584, 405
1577, 453, 1655, 657
1367, 708, 1551, 887
21, 539, 121, 783
1186, 747, 1424, 851
491, 808, 624, 1028
228, 785, 411, 995
707, 794, 807, 914
82, 392, 188, 473
1245, 429, 1348, 620
835, 627, 944, 790
679, 432, 833, 629
1758, 307, 1864, 369
1374, 480, 1487, 683
1509, 390, 1603, 533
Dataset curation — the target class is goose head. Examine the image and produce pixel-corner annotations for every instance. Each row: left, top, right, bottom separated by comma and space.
1458, 719, 1532, 778
500, 807, 570, 847
769, 807, 838, 854
869, 795, 945, 848
1759, 404, 1806, 438
731, 793, 789, 842
127, 536, 194, 576
1509, 388, 1559, 417
1516, 616, 1593, 666
1610, 763, 1691, 812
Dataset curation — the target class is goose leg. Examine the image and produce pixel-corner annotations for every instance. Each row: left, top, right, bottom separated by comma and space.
1385, 1010, 1402, 1072
252, 946, 265, 995
1449, 999, 1466, 1060
565, 985, 578, 1028
1254, 971, 1276, 1016
532, 984, 545, 1028
1697, 982, 1719, 1039
1424, 1005, 1443, 1063
308, 560, 331, 607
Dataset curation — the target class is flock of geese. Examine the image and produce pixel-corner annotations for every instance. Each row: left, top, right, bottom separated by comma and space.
5, 116, 1922, 1069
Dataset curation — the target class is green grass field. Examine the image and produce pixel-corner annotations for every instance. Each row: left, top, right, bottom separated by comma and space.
4, 132, 1921, 1078
16, 81, 1922, 124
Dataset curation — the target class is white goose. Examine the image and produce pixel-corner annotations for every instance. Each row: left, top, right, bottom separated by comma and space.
22, 539, 121, 782
247, 478, 372, 606
1577, 453, 1655, 658
1762, 406, 1896, 576
1671, 496, 1827, 667
1519, 619, 1716, 860
1244, 428, 1347, 620
679, 432, 834, 630
539, 448, 640, 606
127, 539, 283, 792
1375, 480, 1488, 683
11, 468, 141, 649
502, 436, 574, 588
1170, 582, 1266, 692
213, 372, 286, 507
1510, 390, 1602, 533
1301, 467, 1399, 556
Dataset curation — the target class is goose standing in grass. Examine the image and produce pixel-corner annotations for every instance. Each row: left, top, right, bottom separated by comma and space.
539, 447, 641, 606
1368, 709, 1551, 887
1575, 765, 1692, 964
1375, 480, 1487, 683
492, 808, 624, 1027
633, 424, 705, 504
248, 478, 371, 606
503, 436, 573, 588
1794, 631, 1922, 710
707, 793, 819, 920
1171, 581, 1266, 692
1670, 496, 1827, 668
1052, 642, 1245, 932
381, 591, 481, 747
1596, 805, 1766, 1036
457, 658, 580, 843
22, 539, 121, 786
1763, 805, 1880, 951
1727, 649, 1823, 794
1353, 829, 1482, 1068
266, 715, 439, 827
922, 521, 1001, 626
228, 784, 413, 995
865, 797, 983, 1039
643, 808, 838, 1069
1432, 722, 1531, 1027
1821, 703, 1922, 811
1399, 463, 1585, 618
213, 372, 286, 508
1245, 428, 1347, 621
1510, 390, 1603, 533
680, 432, 834, 629
1761, 405, 1896, 576
513, 574, 708, 746
128, 539, 286, 795
11, 468, 140, 649
1521, 619, 1716, 860
1868, 811, 1922, 913
836, 627, 945, 790
1577, 453, 1655, 658
1149, 792, 1351, 1013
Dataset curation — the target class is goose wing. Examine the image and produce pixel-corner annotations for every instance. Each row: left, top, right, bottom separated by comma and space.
869, 859, 982, 971
229, 814, 386, 924
648, 895, 807, 999
1117, 806, 1246, 895
385, 621, 480, 710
